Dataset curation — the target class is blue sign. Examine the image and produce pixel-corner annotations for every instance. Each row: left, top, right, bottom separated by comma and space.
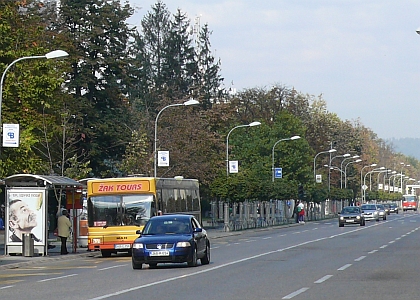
275, 168, 282, 179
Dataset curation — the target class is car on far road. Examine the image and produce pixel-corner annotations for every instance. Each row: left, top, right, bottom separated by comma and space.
132, 214, 210, 270
376, 204, 387, 220
360, 204, 380, 222
338, 206, 365, 227
388, 203, 399, 214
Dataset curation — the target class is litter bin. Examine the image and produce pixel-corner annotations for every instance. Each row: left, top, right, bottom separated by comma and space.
22, 233, 35, 257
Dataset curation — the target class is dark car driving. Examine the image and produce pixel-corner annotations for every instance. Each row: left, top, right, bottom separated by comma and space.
132, 214, 210, 269
338, 206, 365, 227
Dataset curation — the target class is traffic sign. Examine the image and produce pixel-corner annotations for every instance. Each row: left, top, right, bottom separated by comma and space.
275, 168, 282, 179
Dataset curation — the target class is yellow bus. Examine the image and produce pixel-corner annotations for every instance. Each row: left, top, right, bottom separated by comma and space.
86, 176, 201, 257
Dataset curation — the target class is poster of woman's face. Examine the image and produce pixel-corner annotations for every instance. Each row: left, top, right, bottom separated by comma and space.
6, 190, 45, 245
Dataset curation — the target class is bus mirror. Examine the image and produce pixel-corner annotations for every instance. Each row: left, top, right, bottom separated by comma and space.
136, 230, 142, 235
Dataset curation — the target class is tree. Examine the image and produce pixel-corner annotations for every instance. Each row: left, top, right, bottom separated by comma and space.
58, 0, 135, 176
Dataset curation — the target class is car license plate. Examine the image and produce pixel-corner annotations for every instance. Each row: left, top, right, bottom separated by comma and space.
346, 220, 354, 223
115, 244, 131, 249
150, 250, 170, 256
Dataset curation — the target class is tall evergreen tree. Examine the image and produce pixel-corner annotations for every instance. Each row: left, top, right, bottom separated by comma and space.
58, 0, 136, 176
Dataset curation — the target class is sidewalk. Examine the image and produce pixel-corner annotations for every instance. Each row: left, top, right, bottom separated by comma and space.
0, 223, 301, 270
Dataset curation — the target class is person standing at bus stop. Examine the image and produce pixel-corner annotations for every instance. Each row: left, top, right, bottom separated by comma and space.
57, 209, 72, 255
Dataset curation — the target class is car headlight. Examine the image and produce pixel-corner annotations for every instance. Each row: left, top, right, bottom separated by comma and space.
356, 216, 360, 219
339, 217, 344, 220
92, 238, 101, 244
132, 243, 144, 249
176, 241, 191, 247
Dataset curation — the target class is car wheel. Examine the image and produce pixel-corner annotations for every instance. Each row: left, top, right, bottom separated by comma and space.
201, 243, 210, 265
187, 246, 198, 267
132, 259, 142, 270
149, 263, 157, 269
339, 223, 344, 227
101, 250, 112, 257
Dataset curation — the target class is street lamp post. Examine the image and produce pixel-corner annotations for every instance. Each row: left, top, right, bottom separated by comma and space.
271, 135, 300, 182
329, 153, 350, 192
360, 163, 377, 202
0, 50, 69, 136
226, 121, 261, 177
344, 159, 362, 188
400, 163, 410, 191
340, 155, 359, 188
313, 149, 337, 182
154, 99, 199, 178
363, 167, 385, 201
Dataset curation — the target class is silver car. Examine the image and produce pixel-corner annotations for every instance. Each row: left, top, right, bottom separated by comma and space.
376, 204, 387, 220
360, 204, 380, 221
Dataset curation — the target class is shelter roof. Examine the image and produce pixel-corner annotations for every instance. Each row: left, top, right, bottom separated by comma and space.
3, 174, 82, 188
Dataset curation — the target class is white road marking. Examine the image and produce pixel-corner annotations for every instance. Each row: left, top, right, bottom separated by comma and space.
314, 275, 333, 283
37, 274, 77, 282
88, 224, 420, 300
368, 250, 378, 254
282, 287, 310, 299
0, 285, 14, 290
380, 245, 388, 249
338, 264, 352, 271
98, 264, 127, 271
262, 237, 272, 240
354, 256, 366, 261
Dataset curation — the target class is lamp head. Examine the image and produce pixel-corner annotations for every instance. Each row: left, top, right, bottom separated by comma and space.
328, 149, 337, 153
183, 99, 200, 106
290, 135, 300, 140
248, 121, 261, 127
45, 50, 69, 59
416, 27, 420, 35
355, 159, 362, 162
370, 163, 377, 167
352, 155, 360, 159
343, 153, 351, 157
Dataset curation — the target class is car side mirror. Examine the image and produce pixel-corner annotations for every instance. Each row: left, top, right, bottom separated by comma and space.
193, 227, 203, 233
136, 229, 142, 235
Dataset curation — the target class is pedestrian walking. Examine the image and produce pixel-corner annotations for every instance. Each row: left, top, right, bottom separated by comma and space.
298, 201, 305, 224
57, 209, 72, 255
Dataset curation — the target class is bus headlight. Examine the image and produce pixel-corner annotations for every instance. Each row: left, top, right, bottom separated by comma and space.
133, 243, 144, 249
176, 241, 191, 248
92, 238, 101, 244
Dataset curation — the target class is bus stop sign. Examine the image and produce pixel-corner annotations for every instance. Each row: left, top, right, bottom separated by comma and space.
275, 168, 282, 179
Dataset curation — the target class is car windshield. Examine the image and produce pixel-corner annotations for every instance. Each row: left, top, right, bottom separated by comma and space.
361, 205, 376, 210
377, 205, 384, 209
143, 218, 191, 235
341, 207, 360, 214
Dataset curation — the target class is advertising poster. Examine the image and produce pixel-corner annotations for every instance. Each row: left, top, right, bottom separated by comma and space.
6, 189, 45, 245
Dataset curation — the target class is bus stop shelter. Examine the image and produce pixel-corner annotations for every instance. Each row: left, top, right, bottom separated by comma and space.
3, 174, 82, 256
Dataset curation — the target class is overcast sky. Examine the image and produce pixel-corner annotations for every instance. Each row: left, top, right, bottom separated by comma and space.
127, 0, 420, 140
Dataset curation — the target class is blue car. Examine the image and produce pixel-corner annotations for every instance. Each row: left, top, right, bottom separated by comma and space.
132, 214, 210, 269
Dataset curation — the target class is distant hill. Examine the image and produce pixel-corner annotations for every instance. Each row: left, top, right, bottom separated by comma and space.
388, 138, 420, 160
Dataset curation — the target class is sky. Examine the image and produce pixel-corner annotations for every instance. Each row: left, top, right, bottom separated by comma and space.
127, 0, 420, 140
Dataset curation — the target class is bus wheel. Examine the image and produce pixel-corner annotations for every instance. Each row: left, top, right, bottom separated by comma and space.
101, 250, 112, 257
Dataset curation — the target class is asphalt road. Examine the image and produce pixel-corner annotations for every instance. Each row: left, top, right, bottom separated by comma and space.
0, 211, 419, 300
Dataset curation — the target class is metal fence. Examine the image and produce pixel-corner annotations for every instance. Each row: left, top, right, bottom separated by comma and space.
205, 199, 351, 231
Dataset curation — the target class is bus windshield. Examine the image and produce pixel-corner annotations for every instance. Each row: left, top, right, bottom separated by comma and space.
87, 194, 154, 227
404, 195, 416, 202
